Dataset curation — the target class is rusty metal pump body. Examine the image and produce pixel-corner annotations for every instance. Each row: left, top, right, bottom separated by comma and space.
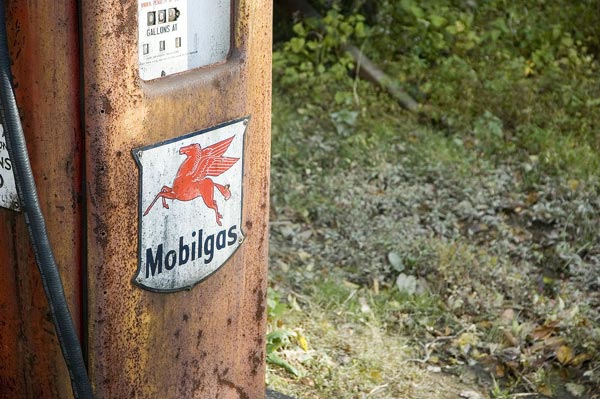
0, 1, 272, 398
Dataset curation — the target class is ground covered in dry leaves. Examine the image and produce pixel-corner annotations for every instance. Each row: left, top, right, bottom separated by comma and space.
266, 1, 600, 397
267, 133, 600, 397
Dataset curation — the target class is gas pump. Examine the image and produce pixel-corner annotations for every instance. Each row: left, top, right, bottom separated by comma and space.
0, 0, 272, 398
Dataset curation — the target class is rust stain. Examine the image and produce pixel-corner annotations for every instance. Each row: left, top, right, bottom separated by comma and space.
196, 329, 204, 349
248, 349, 262, 376
255, 287, 265, 322
217, 373, 250, 399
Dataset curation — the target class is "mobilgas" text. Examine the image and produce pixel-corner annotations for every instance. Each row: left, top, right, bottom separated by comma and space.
145, 226, 238, 278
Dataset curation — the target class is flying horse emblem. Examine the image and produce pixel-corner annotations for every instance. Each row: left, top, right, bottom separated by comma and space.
143, 136, 239, 226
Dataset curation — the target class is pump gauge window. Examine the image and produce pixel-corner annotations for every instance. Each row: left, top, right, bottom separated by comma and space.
168, 8, 180, 22
138, 0, 231, 80
157, 10, 166, 24
147, 12, 156, 26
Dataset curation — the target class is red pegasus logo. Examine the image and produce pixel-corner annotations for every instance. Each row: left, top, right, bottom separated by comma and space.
143, 136, 239, 226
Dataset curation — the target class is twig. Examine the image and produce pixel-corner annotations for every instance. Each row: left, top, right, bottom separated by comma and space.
336, 289, 358, 314
289, 290, 312, 304
367, 384, 389, 397
401, 327, 469, 364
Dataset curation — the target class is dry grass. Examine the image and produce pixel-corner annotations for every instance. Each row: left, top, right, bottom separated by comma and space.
267, 290, 477, 399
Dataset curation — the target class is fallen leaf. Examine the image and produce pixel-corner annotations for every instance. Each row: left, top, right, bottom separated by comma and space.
543, 336, 566, 348
279, 225, 295, 238
297, 230, 312, 240
427, 365, 442, 373
477, 320, 493, 329
500, 308, 515, 324
300, 377, 314, 387
297, 333, 308, 351
501, 347, 521, 362
571, 353, 592, 367
372, 278, 379, 294
369, 369, 382, 382
455, 332, 479, 347
533, 323, 559, 340
396, 273, 417, 294
526, 191, 539, 205
495, 364, 505, 377
503, 330, 519, 346
454, 332, 479, 355
267, 353, 301, 377
388, 251, 404, 272
468, 223, 489, 234
297, 250, 311, 261
568, 179, 580, 191
537, 384, 553, 396
556, 345, 574, 365
343, 280, 359, 289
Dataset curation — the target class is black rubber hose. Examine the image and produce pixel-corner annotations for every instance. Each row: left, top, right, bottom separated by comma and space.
0, 2, 94, 398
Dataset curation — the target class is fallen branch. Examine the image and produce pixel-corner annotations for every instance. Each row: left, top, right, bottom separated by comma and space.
344, 44, 420, 112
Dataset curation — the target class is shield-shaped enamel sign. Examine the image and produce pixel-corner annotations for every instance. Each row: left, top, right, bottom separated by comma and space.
132, 118, 247, 292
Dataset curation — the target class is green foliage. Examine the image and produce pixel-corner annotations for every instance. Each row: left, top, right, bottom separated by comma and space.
267, 288, 289, 325
371, 0, 482, 61
266, 289, 305, 377
273, 7, 369, 103
275, 0, 600, 181
266, 329, 301, 377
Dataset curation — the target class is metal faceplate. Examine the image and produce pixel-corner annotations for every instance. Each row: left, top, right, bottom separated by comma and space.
0, 124, 19, 211
138, 0, 232, 80
133, 118, 248, 292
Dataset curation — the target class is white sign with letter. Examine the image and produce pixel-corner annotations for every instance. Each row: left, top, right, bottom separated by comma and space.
138, 0, 231, 80
132, 118, 248, 292
0, 124, 19, 211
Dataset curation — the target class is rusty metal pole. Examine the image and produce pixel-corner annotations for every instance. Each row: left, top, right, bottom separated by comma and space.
81, 0, 272, 398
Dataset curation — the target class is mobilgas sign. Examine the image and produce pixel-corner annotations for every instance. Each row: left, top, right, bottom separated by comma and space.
0, 123, 19, 211
133, 118, 247, 292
